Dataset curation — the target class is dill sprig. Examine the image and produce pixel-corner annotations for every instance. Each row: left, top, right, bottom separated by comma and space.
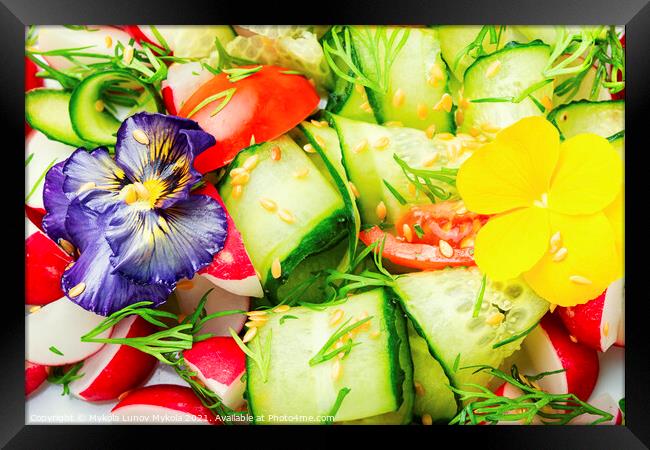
449, 364, 614, 425
451, 25, 506, 74
472, 274, 487, 318
323, 25, 410, 93
393, 153, 458, 203
322, 387, 352, 424
229, 327, 273, 383
47, 362, 84, 396
223, 65, 263, 82
309, 316, 373, 366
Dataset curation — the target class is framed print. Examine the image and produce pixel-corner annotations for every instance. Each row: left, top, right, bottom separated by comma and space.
3, 0, 648, 447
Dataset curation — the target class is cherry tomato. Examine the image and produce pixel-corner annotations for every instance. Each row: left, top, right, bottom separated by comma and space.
395, 201, 488, 248
359, 226, 476, 271
178, 65, 320, 173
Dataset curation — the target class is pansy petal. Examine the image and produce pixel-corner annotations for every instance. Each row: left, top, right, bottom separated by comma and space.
65, 190, 120, 251
474, 207, 550, 281
115, 113, 215, 209
523, 211, 621, 307
42, 161, 72, 243
548, 134, 622, 215
62, 147, 125, 205
457, 117, 560, 214
62, 198, 172, 316
105, 194, 227, 285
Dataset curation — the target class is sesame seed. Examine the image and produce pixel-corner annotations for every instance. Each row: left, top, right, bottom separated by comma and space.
438, 239, 454, 258
459, 236, 475, 248
417, 103, 428, 120
77, 181, 96, 194
232, 185, 243, 199
250, 135, 256, 145
486, 60, 502, 78
259, 197, 277, 212
311, 119, 328, 128
123, 45, 134, 64
331, 360, 342, 381
355, 83, 365, 94
176, 279, 194, 290
384, 121, 403, 128
376, 201, 387, 221
132, 129, 149, 145
273, 305, 291, 313
455, 108, 464, 126
330, 309, 344, 326
315, 135, 326, 148
392, 88, 406, 107
28, 305, 41, 313
270, 146, 282, 161
569, 334, 578, 343
369, 137, 389, 151
403, 224, 414, 243
105, 35, 113, 48
65, 262, 75, 271
349, 181, 360, 199
481, 123, 501, 133
248, 315, 269, 325
231, 172, 250, 186
603, 322, 610, 337
242, 327, 258, 343
303, 143, 316, 153
271, 258, 282, 279
408, 183, 417, 195
359, 101, 372, 113
549, 304, 557, 313
486, 312, 505, 326
68, 282, 86, 298
414, 382, 425, 397
437, 132, 454, 140
278, 209, 296, 224
569, 275, 592, 285
59, 239, 76, 255
230, 167, 247, 178
421, 414, 433, 425
242, 154, 259, 171
293, 167, 310, 178
549, 231, 562, 253
428, 64, 444, 87
370, 330, 381, 339
469, 127, 481, 137
425, 124, 436, 139
117, 390, 131, 401
433, 93, 453, 113
246, 310, 268, 317
352, 139, 368, 154
552, 247, 568, 262
561, 113, 568, 121
94, 100, 105, 112
245, 320, 261, 328
541, 95, 553, 111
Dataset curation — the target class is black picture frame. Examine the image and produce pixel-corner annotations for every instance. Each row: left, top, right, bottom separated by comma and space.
3, 0, 647, 447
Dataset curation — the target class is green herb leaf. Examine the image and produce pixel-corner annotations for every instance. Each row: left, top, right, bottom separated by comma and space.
279, 315, 299, 325
452, 353, 461, 372
393, 153, 458, 203
49, 346, 64, 356
322, 387, 352, 424
492, 319, 541, 349
309, 316, 373, 366
383, 179, 407, 205
223, 65, 263, 83
229, 327, 272, 383
472, 274, 487, 318
413, 224, 425, 239
186, 87, 236, 119
47, 362, 84, 396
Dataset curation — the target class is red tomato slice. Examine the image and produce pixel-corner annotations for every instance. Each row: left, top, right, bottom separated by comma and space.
395, 201, 488, 248
359, 226, 476, 271
179, 65, 320, 173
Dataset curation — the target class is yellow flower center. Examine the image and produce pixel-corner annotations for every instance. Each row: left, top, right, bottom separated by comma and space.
120, 179, 166, 209
533, 192, 548, 209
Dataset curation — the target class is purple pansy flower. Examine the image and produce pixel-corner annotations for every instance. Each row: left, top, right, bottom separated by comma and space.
42, 113, 228, 316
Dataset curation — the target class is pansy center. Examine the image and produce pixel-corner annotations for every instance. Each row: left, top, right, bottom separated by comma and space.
533, 192, 549, 209
120, 180, 166, 209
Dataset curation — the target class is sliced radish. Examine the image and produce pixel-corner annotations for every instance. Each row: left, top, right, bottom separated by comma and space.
26, 297, 112, 366
25, 361, 49, 396
194, 184, 262, 298
69, 316, 157, 402
25, 204, 46, 231
558, 278, 624, 352
161, 62, 215, 115
25, 131, 76, 210
522, 314, 599, 402
570, 393, 623, 425
25, 217, 72, 306
175, 275, 249, 336
36, 26, 136, 71
183, 337, 246, 410
111, 384, 220, 425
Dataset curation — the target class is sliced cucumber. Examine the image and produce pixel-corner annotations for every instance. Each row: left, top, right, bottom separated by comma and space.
548, 99, 624, 140
69, 70, 163, 146
552, 56, 612, 106
409, 322, 457, 422
247, 288, 404, 424
393, 268, 549, 391
352, 26, 453, 132
328, 113, 476, 227
25, 89, 92, 148
437, 26, 506, 81
219, 135, 348, 302
460, 42, 552, 135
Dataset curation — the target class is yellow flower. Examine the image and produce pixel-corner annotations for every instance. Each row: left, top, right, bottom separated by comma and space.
457, 116, 623, 306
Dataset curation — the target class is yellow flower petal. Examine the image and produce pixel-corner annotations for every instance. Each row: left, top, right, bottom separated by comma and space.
457, 116, 560, 214
548, 134, 622, 215
474, 207, 550, 281
523, 211, 621, 307
603, 190, 624, 263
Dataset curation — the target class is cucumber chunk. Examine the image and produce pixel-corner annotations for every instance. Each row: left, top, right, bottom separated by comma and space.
246, 288, 404, 423
394, 268, 549, 391
219, 136, 348, 302
409, 322, 457, 422
25, 89, 91, 148
548, 99, 624, 141
328, 113, 477, 227
460, 42, 552, 135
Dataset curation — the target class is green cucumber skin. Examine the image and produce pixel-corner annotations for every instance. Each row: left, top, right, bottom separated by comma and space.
547, 99, 625, 141
246, 288, 404, 423
25, 89, 93, 148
